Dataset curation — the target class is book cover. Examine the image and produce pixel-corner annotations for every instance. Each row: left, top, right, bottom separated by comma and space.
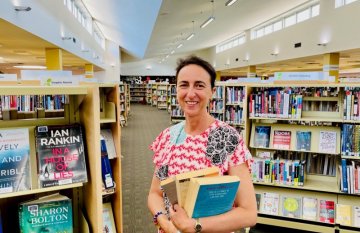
102, 202, 116, 233
261, 192, 279, 215
100, 129, 117, 159
0, 128, 31, 193
273, 130, 291, 150
184, 175, 240, 218
318, 131, 337, 154
255, 193, 262, 212
18, 193, 73, 233
336, 204, 352, 226
319, 200, 335, 223
353, 206, 360, 227
160, 176, 177, 205
35, 124, 88, 188
101, 138, 115, 189
302, 197, 318, 221
173, 167, 220, 207
281, 196, 302, 218
296, 131, 311, 151
254, 126, 271, 148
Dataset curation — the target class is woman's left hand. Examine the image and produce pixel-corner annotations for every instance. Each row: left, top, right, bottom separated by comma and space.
169, 204, 195, 233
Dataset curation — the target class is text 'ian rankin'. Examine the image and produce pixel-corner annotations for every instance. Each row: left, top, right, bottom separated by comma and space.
29, 206, 70, 224
40, 129, 80, 146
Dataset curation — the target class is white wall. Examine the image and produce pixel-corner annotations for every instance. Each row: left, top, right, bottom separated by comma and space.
214, 0, 360, 71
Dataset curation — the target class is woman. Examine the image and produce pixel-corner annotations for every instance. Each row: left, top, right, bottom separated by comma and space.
148, 55, 257, 233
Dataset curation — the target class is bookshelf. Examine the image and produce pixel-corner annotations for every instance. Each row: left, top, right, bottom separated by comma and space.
129, 84, 146, 103
146, 84, 152, 104
156, 83, 168, 110
0, 84, 123, 233
151, 84, 158, 106
169, 84, 185, 123
247, 83, 360, 232
119, 83, 128, 126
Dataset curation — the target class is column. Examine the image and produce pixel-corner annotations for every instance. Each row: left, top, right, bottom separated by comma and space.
216, 71, 221, 81
85, 63, 94, 78
323, 53, 339, 82
45, 48, 62, 70
247, 65, 256, 78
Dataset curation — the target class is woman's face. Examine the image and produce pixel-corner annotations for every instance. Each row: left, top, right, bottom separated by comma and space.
176, 64, 214, 118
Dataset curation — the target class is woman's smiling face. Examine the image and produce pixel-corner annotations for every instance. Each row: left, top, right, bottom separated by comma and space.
176, 64, 214, 118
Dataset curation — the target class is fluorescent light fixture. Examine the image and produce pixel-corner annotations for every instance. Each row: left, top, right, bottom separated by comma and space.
177, 43, 183, 49
186, 33, 195, 41
14, 6, 31, 11
225, 0, 237, 6
171, 50, 175, 54
200, 16, 215, 28
13, 65, 46, 69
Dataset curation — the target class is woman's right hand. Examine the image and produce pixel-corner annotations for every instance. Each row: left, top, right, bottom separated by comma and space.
161, 220, 178, 233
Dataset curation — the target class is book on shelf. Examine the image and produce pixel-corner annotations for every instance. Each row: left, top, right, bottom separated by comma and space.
183, 175, 240, 218
281, 196, 302, 218
302, 197, 318, 221
103, 202, 117, 233
255, 193, 262, 212
0, 128, 31, 193
254, 126, 271, 148
35, 124, 88, 188
18, 193, 73, 233
261, 192, 280, 216
319, 200, 335, 223
353, 206, 360, 227
296, 131, 311, 151
100, 129, 117, 159
318, 131, 337, 154
273, 130, 291, 150
160, 167, 220, 207
101, 138, 115, 189
336, 204, 352, 226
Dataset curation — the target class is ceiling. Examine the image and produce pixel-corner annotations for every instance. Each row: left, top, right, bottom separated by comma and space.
0, 18, 101, 74
1, 0, 360, 76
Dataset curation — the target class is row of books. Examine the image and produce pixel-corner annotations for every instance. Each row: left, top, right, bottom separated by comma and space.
254, 126, 338, 154
0, 124, 88, 194
0, 94, 68, 112
171, 107, 184, 117
339, 159, 360, 194
225, 86, 245, 104
225, 106, 244, 125
212, 86, 223, 99
257, 192, 360, 226
249, 89, 303, 119
343, 87, 360, 121
251, 158, 305, 186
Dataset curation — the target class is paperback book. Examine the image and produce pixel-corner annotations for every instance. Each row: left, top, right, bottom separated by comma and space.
100, 129, 117, 159
336, 204, 352, 226
319, 200, 335, 223
281, 196, 302, 218
184, 175, 240, 218
302, 197, 318, 221
101, 138, 115, 189
262, 192, 280, 215
273, 130, 291, 150
318, 131, 337, 154
102, 202, 116, 233
18, 193, 73, 233
0, 128, 31, 193
160, 167, 220, 207
35, 124, 88, 188
296, 131, 311, 151
254, 126, 271, 148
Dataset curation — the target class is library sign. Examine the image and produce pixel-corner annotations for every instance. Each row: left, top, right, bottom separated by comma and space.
20, 70, 79, 86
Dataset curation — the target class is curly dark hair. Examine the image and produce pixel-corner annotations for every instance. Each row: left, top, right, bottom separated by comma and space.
175, 55, 216, 88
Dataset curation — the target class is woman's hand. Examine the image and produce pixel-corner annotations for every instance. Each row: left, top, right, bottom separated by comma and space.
161, 220, 179, 233
169, 204, 195, 233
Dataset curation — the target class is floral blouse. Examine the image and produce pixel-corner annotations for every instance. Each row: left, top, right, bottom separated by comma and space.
150, 120, 253, 232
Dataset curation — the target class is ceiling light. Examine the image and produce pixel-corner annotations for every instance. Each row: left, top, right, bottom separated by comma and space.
171, 50, 175, 54
200, 16, 215, 29
14, 6, 31, 11
13, 65, 46, 69
225, 0, 238, 6
186, 33, 195, 41
177, 44, 183, 49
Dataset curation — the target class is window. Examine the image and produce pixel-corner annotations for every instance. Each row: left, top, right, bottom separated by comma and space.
264, 25, 273, 35
273, 20, 282, 32
336, 0, 359, 8
216, 34, 246, 53
284, 14, 296, 27
311, 4, 320, 16
297, 8, 310, 23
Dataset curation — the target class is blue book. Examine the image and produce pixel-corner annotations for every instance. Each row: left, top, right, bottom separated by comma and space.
184, 176, 240, 218
101, 138, 115, 189
341, 159, 348, 193
296, 131, 311, 151
254, 126, 271, 148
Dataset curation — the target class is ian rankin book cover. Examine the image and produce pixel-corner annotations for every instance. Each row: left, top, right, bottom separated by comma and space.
35, 124, 88, 188
0, 128, 31, 193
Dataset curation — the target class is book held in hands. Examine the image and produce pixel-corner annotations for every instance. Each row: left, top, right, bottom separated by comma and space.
184, 175, 240, 218
35, 124, 88, 188
0, 128, 31, 193
18, 193, 73, 233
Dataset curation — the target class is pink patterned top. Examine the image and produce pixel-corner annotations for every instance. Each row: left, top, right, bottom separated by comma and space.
150, 120, 252, 233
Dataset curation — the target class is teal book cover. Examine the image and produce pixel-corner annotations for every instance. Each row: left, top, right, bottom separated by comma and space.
19, 193, 73, 233
186, 176, 240, 218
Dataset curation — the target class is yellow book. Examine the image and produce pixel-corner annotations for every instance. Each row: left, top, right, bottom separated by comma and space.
336, 204, 352, 226
160, 167, 220, 207
184, 175, 240, 218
